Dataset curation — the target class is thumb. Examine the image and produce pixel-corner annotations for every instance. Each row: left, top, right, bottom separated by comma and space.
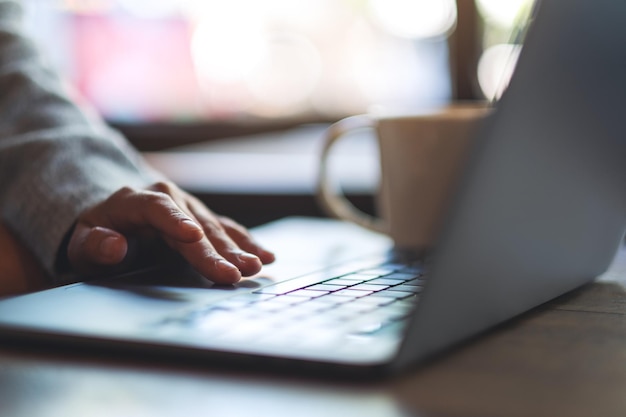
68, 224, 128, 272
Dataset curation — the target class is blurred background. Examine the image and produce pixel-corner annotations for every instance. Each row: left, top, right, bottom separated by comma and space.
21, 0, 532, 147
19, 0, 534, 225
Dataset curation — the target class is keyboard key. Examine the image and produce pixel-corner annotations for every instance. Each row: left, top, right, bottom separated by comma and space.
333, 289, 374, 298
367, 278, 408, 285
332, 302, 377, 314
356, 267, 397, 276
306, 284, 347, 291
288, 289, 330, 298
226, 293, 276, 303
254, 273, 340, 295
285, 302, 333, 317
347, 271, 388, 280
247, 300, 294, 312
327, 274, 366, 282
377, 289, 416, 299
323, 278, 364, 286
305, 294, 355, 306
391, 284, 423, 294
325, 308, 362, 321
270, 295, 310, 304
384, 272, 418, 281
350, 283, 390, 291
350, 295, 397, 306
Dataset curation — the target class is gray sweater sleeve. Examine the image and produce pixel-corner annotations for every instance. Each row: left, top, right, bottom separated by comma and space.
0, 1, 163, 283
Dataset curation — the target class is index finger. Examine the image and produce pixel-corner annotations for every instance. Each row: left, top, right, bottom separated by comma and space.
86, 187, 204, 244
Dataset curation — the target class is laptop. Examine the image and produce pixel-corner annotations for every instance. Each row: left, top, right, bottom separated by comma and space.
1, 0, 625, 376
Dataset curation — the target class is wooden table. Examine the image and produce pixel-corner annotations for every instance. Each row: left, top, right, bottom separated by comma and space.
1, 244, 625, 417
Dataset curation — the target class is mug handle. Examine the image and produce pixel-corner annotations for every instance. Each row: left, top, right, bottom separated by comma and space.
316, 115, 387, 235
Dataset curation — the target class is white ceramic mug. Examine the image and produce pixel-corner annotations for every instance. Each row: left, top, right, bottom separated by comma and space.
316, 103, 492, 251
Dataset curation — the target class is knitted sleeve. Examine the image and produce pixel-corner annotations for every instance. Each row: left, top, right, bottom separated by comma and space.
0, 1, 163, 283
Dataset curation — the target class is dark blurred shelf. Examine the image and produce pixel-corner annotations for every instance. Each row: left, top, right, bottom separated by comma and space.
112, 115, 336, 152
195, 193, 375, 228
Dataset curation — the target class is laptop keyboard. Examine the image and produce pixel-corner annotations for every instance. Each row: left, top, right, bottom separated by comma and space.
160, 262, 423, 349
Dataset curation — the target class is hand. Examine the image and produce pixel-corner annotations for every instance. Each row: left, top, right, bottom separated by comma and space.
66, 182, 275, 284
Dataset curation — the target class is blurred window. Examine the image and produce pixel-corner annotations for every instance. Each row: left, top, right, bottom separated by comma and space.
21, 0, 456, 125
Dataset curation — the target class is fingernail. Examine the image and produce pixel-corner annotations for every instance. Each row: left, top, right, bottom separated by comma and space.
237, 252, 261, 263
260, 249, 276, 263
181, 218, 202, 232
99, 236, 121, 259
217, 259, 238, 271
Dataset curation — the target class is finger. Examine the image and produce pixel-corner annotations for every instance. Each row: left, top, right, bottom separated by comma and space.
165, 236, 244, 284
164, 197, 264, 278
184, 200, 263, 276
218, 216, 276, 264
146, 184, 267, 275
68, 225, 128, 272
144, 188, 262, 277
89, 187, 204, 244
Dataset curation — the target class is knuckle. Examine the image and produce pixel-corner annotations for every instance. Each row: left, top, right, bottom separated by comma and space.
111, 186, 137, 199
143, 190, 174, 206
150, 181, 176, 194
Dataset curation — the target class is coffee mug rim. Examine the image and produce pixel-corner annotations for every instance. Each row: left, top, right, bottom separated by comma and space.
367, 101, 492, 122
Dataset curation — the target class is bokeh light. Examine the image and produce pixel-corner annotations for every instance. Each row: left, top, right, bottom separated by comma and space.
191, 24, 264, 86
117, 0, 180, 19
477, 43, 521, 101
245, 33, 322, 116
476, 0, 533, 100
476, 0, 532, 27
368, 0, 457, 39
